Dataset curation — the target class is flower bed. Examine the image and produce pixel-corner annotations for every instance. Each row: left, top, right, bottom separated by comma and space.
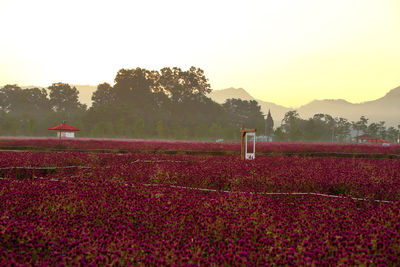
0, 137, 399, 155
1, 151, 400, 264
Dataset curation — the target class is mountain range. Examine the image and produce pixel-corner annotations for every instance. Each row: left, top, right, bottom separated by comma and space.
208, 86, 400, 127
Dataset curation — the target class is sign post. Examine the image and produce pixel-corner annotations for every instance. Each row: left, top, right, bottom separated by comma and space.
240, 125, 256, 160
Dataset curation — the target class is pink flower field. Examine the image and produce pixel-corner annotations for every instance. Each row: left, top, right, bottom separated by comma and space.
1, 137, 400, 155
1, 144, 400, 265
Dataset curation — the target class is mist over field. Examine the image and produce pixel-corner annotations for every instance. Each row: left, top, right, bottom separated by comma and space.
2, 69, 399, 143
23, 84, 400, 129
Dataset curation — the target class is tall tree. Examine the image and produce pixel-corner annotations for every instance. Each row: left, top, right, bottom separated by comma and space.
265, 109, 274, 141
159, 66, 211, 103
351, 120, 362, 137
113, 68, 160, 120
48, 83, 86, 113
273, 126, 286, 141
335, 117, 351, 142
366, 122, 379, 137
386, 127, 399, 143
222, 99, 264, 129
281, 110, 303, 141
91, 83, 116, 108
304, 114, 334, 141
0, 85, 50, 115
398, 124, 400, 143
377, 121, 387, 139
359, 116, 369, 134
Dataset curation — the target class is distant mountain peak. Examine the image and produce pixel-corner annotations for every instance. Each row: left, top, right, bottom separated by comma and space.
208, 85, 400, 127
384, 86, 400, 97
226, 87, 248, 94
310, 99, 352, 104
208, 87, 255, 103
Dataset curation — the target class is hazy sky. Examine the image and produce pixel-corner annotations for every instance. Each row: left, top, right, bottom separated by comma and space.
1, 0, 400, 107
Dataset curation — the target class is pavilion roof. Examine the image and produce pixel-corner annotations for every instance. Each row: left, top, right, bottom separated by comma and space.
365, 139, 390, 143
48, 123, 80, 131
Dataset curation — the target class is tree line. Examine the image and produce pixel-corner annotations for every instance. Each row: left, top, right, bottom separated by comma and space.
0, 66, 399, 142
0, 67, 264, 140
275, 111, 400, 143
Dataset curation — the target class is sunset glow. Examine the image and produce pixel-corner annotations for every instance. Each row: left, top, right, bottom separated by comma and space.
1, 0, 400, 107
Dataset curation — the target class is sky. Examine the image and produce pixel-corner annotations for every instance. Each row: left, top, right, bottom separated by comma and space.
1, 0, 400, 107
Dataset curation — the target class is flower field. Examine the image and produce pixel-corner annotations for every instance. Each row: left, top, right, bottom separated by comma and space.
1, 148, 400, 265
1, 137, 400, 155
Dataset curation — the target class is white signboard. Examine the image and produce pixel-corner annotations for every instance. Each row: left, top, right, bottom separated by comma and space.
57, 132, 75, 138
245, 132, 256, 160
65, 132, 75, 138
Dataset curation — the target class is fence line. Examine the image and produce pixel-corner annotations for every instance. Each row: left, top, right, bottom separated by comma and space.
0, 172, 395, 204
0, 166, 91, 170
133, 159, 191, 163
142, 183, 394, 204
0, 160, 191, 170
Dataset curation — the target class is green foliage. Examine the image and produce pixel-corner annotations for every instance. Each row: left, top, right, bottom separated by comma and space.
265, 110, 274, 140
274, 127, 286, 141
156, 120, 166, 138
222, 98, 264, 129
276, 112, 398, 142
48, 83, 86, 113
0, 67, 399, 142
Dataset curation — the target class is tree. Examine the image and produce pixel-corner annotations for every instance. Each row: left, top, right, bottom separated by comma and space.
377, 121, 387, 139
359, 116, 369, 134
91, 83, 116, 108
222, 99, 264, 130
335, 117, 351, 142
0, 84, 24, 113
386, 127, 399, 143
48, 83, 86, 113
157, 66, 216, 128
281, 110, 303, 141
209, 123, 223, 139
114, 68, 157, 105
156, 120, 167, 138
0, 85, 52, 136
265, 109, 274, 141
2, 115, 19, 135
398, 124, 400, 143
303, 114, 335, 141
112, 68, 162, 125
83, 66, 225, 140
159, 66, 211, 103
351, 120, 362, 138
273, 126, 286, 141
133, 119, 145, 138
0, 85, 50, 115
366, 122, 379, 137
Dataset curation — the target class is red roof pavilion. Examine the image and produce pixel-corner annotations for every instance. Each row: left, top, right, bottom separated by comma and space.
48, 123, 80, 131
365, 138, 390, 143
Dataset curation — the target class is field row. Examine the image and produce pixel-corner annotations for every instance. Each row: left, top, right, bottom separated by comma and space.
1, 152, 400, 200
1, 138, 400, 155
1, 179, 399, 265
1, 151, 400, 265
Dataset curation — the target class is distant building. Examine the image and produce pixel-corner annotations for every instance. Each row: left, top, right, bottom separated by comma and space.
364, 138, 391, 144
353, 134, 375, 143
353, 134, 391, 144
